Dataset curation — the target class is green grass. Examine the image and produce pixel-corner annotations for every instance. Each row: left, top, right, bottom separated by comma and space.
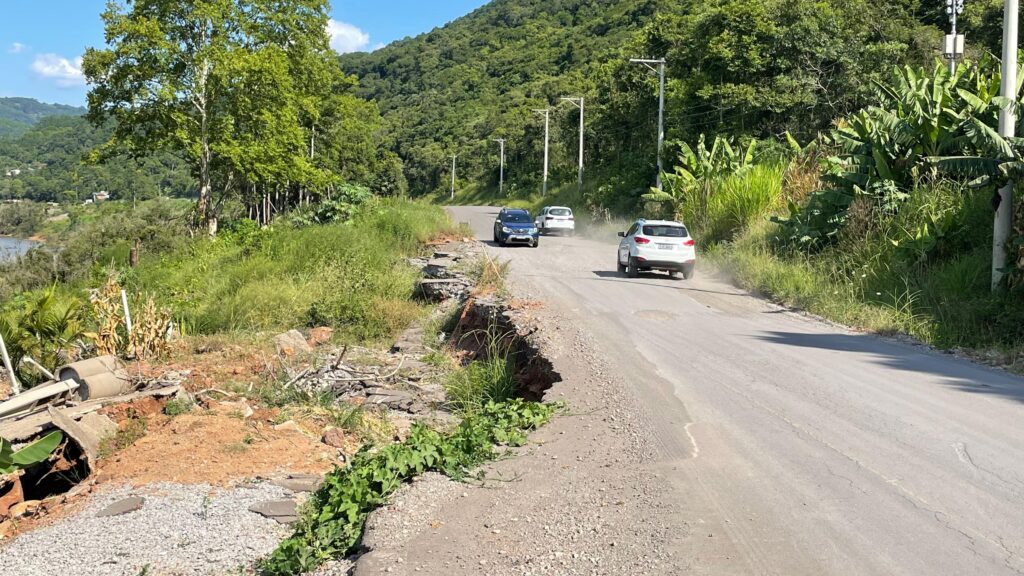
710, 178, 1024, 358
125, 199, 458, 342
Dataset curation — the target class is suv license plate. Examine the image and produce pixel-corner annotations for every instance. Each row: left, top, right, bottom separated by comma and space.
656, 244, 674, 250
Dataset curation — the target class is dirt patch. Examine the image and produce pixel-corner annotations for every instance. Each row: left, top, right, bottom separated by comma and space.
94, 411, 337, 487
128, 338, 279, 394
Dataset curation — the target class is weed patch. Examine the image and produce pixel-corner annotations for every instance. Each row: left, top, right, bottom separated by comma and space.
259, 399, 558, 575
98, 413, 148, 459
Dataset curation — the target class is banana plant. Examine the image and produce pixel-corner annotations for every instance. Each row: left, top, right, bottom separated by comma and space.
0, 431, 63, 475
645, 134, 757, 223
777, 58, 1022, 248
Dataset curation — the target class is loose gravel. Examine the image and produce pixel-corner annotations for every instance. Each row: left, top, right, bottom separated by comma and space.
0, 482, 293, 576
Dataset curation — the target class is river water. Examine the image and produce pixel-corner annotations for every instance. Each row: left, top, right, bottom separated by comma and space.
0, 237, 38, 263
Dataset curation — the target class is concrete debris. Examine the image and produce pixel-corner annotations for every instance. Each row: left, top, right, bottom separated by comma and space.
95, 496, 145, 518
417, 278, 472, 302
47, 406, 102, 464
274, 329, 312, 357
78, 413, 117, 441
269, 474, 323, 494
248, 499, 299, 524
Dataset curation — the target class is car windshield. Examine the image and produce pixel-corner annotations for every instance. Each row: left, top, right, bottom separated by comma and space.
503, 213, 533, 224
642, 225, 688, 237
549, 208, 571, 216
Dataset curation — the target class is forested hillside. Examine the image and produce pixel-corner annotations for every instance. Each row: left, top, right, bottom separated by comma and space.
0, 116, 194, 202
340, 0, 1005, 206
0, 97, 84, 139
339, 0, 667, 197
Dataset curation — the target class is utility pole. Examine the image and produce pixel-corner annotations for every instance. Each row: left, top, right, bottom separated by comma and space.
944, 0, 966, 75
993, 0, 1019, 289
533, 109, 550, 196
450, 154, 458, 201
630, 57, 667, 190
561, 97, 585, 193
493, 139, 506, 196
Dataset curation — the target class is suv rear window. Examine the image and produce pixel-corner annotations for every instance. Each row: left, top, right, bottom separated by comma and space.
503, 212, 533, 224
549, 208, 571, 216
642, 225, 688, 237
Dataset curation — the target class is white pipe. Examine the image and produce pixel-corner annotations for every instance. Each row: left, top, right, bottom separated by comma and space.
0, 330, 19, 396
120, 289, 133, 334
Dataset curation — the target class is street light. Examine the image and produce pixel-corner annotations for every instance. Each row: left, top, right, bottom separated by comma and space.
945, 0, 966, 74
630, 57, 667, 191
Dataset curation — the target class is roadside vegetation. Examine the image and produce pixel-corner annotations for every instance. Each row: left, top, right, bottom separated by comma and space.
683, 61, 1024, 360
262, 399, 557, 575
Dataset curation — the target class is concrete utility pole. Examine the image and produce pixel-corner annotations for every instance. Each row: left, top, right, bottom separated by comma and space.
945, 0, 966, 75
533, 109, 551, 196
630, 57, 667, 190
493, 139, 506, 196
450, 154, 458, 201
993, 0, 1019, 289
561, 97, 585, 193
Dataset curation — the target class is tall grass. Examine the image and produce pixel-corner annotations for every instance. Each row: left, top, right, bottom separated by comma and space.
712, 180, 1024, 357
126, 199, 458, 341
700, 164, 785, 243
444, 328, 518, 413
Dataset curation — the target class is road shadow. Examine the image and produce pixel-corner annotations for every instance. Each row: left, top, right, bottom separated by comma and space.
588, 270, 750, 297
755, 331, 1024, 404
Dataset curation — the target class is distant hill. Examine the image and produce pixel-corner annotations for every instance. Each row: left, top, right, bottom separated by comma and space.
338, 0, 668, 195
0, 98, 85, 139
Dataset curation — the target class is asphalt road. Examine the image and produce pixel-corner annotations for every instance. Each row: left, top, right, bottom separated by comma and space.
450, 205, 1024, 575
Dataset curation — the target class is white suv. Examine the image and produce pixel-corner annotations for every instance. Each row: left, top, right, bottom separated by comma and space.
536, 206, 575, 235
617, 219, 696, 279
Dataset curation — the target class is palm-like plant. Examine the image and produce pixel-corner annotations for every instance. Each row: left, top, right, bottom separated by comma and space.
645, 134, 756, 226
0, 289, 84, 387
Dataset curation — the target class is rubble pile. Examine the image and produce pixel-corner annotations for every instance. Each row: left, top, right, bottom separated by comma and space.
411, 247, 479, 302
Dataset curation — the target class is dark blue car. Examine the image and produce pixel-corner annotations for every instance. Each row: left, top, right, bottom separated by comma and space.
493, 208, 540, 247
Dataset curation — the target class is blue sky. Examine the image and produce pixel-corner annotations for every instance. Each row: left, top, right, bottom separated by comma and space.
0, 0, 488, 106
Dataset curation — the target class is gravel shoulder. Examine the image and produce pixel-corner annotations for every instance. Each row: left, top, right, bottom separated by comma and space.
0, 482, 293, 576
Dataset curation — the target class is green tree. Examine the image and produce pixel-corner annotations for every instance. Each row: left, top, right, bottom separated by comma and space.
83, 0, 337, 235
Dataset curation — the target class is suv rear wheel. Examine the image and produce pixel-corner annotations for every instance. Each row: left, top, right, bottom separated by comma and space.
626, 256, 639, 278
682, 263, 695, 280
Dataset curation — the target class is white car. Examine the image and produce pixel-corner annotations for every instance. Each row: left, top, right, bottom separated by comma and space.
617, 219, 696, 279
536, 206, 575, 235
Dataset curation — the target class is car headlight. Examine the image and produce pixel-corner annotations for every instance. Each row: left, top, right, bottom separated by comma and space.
529, 228, 538, 234
502, 226, 512, 233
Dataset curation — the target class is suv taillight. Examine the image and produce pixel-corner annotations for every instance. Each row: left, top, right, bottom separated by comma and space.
683, 239, 695, 246
635, 237, 651, 244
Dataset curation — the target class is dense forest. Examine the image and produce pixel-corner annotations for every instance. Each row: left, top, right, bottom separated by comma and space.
338, 0, 1012, 206
0, 116, 194, 202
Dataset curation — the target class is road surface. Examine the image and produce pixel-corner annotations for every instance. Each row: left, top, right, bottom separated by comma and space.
440, 206, 1024, 575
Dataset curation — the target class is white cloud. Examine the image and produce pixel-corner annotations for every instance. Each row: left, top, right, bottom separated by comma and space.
8, 43, 26, 54
32, 53, 86, 87
327, 19, 370, 53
